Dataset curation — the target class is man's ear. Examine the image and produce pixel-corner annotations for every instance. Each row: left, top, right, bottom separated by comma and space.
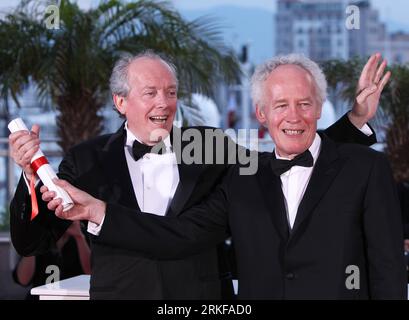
113, 95, 126, 115
255, 105, 266, 125
316, 103, 323, 119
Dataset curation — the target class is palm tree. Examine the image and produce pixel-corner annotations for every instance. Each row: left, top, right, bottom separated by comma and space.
0, 0, 240, 152
321, 57, 363, 116
322, 58, 409, 182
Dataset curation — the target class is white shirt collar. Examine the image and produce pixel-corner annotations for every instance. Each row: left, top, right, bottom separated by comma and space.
124, 121, 172, 150
275, 133, 321, 165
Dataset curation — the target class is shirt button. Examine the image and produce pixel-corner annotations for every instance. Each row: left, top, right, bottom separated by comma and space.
286, 272, 295, 280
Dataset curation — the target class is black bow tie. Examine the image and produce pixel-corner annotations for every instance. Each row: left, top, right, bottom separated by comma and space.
132, 140, 166, 161
270, 149, 314, 176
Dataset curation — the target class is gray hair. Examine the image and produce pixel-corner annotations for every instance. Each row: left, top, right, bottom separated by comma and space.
109, 50, 178, 97
250, 53, 327, 107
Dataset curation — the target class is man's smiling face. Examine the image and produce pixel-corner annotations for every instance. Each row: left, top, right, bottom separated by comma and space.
255, 64, 322, 159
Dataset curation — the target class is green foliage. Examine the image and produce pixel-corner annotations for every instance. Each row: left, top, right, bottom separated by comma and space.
382, 65, 409, 182
322, 57, 409, 182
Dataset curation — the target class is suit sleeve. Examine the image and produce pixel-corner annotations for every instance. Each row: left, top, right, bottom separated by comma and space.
397, 182, 409, 239
10, 151, 77, 256
363, 152, 407, 299
324, 113, 377, 146
96, 170, 232, 259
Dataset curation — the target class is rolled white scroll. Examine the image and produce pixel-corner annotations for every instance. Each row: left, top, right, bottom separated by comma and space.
8, 118, 74, 212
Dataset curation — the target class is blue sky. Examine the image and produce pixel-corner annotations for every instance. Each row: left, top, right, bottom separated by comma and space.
0, 0, 407, 30
0, 0, 407, 63
171, 0, 409, 30
0, 0, 408, 28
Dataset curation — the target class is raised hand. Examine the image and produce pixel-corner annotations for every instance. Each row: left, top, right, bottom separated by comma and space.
349, 53, 391, 128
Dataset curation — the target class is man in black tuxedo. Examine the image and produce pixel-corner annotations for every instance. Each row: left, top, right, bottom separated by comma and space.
10, 51, 383, 299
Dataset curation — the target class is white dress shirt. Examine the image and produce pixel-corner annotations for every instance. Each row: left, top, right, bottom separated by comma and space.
88, 123, 179, 235
124, 125, 179, 215
276, 134, 321, 229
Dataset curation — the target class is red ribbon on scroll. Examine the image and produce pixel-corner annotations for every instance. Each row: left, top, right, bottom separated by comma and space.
29, 156, 49, 220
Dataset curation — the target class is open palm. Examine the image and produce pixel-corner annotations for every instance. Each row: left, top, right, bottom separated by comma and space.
352, 53, 391, 124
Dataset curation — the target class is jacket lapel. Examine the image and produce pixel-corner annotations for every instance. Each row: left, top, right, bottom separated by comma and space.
291, 133, 346, 237
256, 153, 290, 241
99, 123, 139, 210
168, 127, 204, 216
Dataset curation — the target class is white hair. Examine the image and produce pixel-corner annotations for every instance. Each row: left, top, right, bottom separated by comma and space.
250, 53, 327, 107
109, 50, 178, 98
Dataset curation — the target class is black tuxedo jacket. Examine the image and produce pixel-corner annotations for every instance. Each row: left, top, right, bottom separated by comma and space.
397, 182, 409, 239
96, 134, 406, 299
10, 115, 377, 299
